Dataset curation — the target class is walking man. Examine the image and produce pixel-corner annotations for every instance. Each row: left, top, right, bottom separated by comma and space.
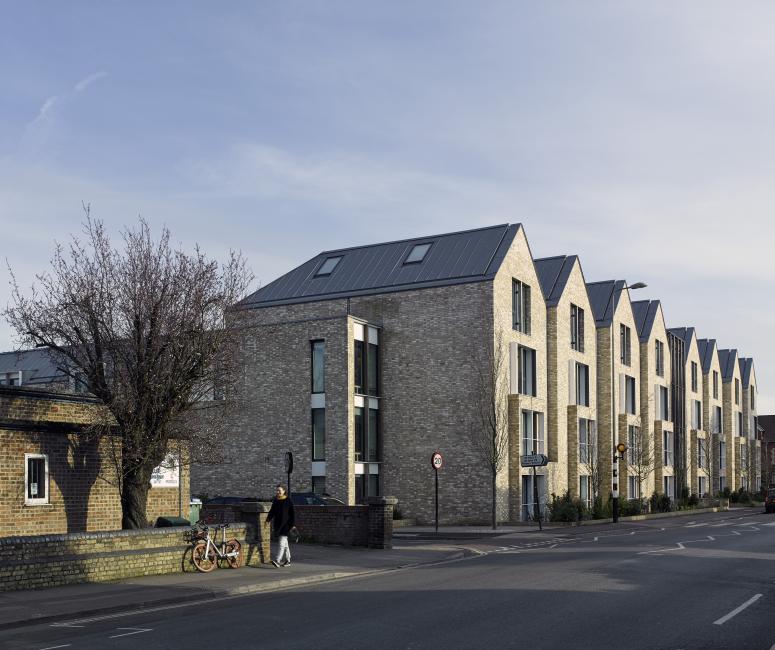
265, 484, 295, 567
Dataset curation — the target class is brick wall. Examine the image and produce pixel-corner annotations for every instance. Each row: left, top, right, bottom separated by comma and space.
0, 523, 257, 591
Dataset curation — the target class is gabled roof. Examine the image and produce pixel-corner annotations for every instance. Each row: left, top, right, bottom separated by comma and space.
631, 299, 663, 342
585, 279, 627, 327
534, 255, 582, 306
697, 338, 718, 374
667, 327, 697, 364
0, 348, 67, 385
239, 224, 522, 308
717, 348, 739, 382
739, 357, 755, 388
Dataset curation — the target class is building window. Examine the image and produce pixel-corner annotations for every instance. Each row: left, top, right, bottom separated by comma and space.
311, 476, 326, 494
25, 454, 49, 505
404, 242, 431, 264
355, 406, 380, 463
518, 345, 537, 397
315, 256, 342, 277
738, 411, 743, 437
521, 474, 546, 521
714, 406, 722, 435
698, 437, 707, 470
512, 280, 531, 334
735, 379, 740, 405
713, 371, 719, 399
655, 340, 664, 377
354, 340, 365, 394
620, 324, 631, 366
354, 326, 379, 396
575, 362, 590, 407
570, 304, 585, 352
698, 475, 707, 497
311, 340, 325, 394
690, 361, 698, 392
691, 399, 702, 430
628, 476, 640, 500
664, 475, 675, 499
719, 476, 726, 493
521, 410, 544, 455
355, 407, 364, 461
627, 425, 639, 465
0, 371, 22, 386
663, 430, 674, 467
719, 441, 726, 471
751, 390, 755, 410
579, 475, 592, 509
625, 375, 636, 415
312, 408, 326, 461
368, 408, 380, 462
659, 385, 669, 421
579, 419, 596, 464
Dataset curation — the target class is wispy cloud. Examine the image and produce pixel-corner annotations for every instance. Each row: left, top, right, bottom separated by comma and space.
73, 71, 107, 93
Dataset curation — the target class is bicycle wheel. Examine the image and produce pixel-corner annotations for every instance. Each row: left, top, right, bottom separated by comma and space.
192, 540, 217, 572
224, 539, 241, 569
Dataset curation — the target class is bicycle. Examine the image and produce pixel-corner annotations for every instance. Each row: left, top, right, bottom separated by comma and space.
189, 523, 242, 572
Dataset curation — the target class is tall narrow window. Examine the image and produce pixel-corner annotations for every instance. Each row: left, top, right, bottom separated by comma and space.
570, 304, 585, 352
719, 441, 726, 470
367, 342, 379, 397
512, 280, 531, 335
368, 408, 380, 462
714, 406, 722, 435
625, 375, 636, 415
663, 430, 674, 467
521, 410, 544, 455
738, 411, 743, 436
575, 362, 590, 407
698, 438, 707, 470
713, 371, 719, 399
25, 454, 49, 505
690, 362, 698, 393
312, 409, 326, 461
311, 340, 325, 393
518, 345, 537, 397
735, 378, 740, 405
354, 407, 364, 462
354, 340, 365, 394
620, 325, 631, 366
655, 340, 664, 377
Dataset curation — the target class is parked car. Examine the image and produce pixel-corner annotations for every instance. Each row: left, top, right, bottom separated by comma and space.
290, 492, 345, 506
765, 488, 775, 514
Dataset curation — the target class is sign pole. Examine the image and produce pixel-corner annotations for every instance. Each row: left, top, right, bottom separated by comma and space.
431, 452, 444, 534
532, 465, 542, 531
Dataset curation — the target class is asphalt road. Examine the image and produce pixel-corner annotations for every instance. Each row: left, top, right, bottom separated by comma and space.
5, 510, 775, 649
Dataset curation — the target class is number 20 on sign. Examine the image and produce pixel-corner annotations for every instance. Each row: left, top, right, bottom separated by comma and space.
431, 452, 443, 470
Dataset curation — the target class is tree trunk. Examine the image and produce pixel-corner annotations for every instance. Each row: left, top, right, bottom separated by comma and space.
491, 471, 497, 530
121, 464, 152, 529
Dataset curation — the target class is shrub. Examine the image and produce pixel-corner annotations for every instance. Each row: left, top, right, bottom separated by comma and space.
688, 493, 699, 507
619, 498, 644, 516
650, 492, 672, 513
549, 491, 587, 522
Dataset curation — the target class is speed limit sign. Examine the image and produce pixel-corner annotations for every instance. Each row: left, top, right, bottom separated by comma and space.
431, 452, 443, 470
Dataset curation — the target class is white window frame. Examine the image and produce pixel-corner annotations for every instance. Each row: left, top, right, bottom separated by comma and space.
24, 453, 49, 505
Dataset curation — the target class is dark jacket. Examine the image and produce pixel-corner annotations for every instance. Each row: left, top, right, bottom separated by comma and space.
267, 496, 295, 536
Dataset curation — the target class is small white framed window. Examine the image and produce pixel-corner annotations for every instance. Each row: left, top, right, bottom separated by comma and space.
25, 453, 49, 505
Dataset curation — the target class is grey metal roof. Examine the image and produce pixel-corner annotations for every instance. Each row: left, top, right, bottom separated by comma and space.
631, 300, 662, 342
534, 255, 579, 307
667, 327, 697, 365
717, 348, 739, 382
239, 224, 522, 308
696, 338, 718, 374
0, 348, 67, 385
739, 357, 754, 388
585, 280, 627, 327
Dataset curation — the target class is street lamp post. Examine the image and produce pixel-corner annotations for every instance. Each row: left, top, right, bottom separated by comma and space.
610, 281, 646, 524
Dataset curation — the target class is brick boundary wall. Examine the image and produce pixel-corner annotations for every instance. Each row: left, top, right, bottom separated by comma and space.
0, 523, 263, 592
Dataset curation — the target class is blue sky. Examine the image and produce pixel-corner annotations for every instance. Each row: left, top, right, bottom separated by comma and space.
1, 2, 773, 411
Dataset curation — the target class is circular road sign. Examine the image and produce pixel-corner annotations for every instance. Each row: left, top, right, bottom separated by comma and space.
431, 452, 444, 470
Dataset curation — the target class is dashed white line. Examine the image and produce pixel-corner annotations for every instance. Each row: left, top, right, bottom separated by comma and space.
713, 594, 762, 626
40, 645, 72, 650
109, 627, 153, 639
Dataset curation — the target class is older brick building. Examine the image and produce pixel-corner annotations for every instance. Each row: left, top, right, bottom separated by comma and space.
0, 360, 189, 537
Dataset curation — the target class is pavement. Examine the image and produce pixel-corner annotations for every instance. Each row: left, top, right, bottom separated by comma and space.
0, 507, 745, 631
0, 534, 489, 631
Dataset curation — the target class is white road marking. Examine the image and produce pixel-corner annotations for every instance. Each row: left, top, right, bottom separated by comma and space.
50, 623, 85, 628
109, 627, 153, 639
713, 594, 762, 626
593, 537, 599, 542
685, 523, 708, 528
549, 544, 558, 549
40, 645, 72, 650
762, 522, 775, 527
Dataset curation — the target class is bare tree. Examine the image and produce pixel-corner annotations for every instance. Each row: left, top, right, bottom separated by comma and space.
470, 322, 510, 530
5, 213, 252, 528
627, 421, 655, 503
580, 423, 602, 515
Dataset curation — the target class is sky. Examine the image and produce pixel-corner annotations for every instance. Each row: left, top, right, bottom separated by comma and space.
1, 2, 773, 411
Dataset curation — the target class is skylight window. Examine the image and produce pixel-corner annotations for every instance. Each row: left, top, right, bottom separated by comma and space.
315, 256, 342, 277
404, 243, 431, 265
